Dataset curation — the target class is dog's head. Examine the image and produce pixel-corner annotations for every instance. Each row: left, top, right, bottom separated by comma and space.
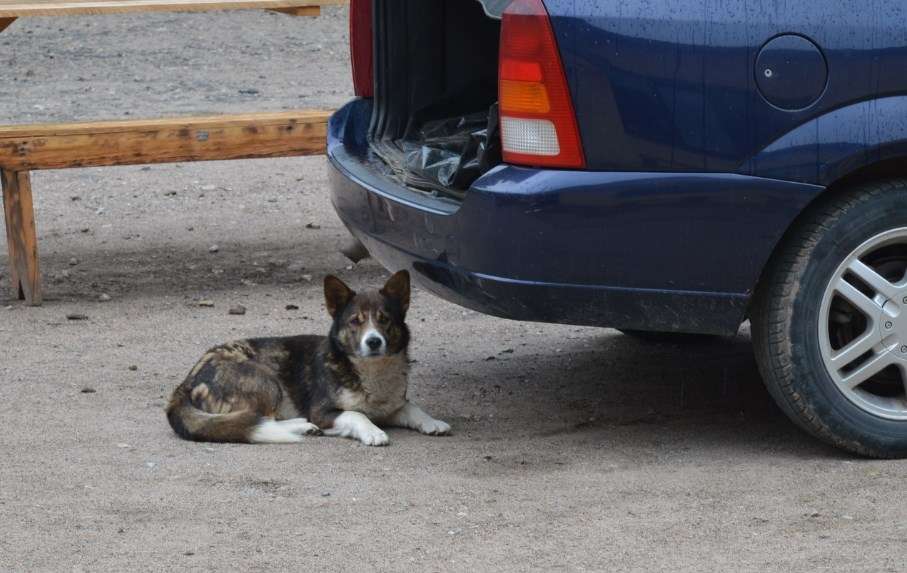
324, 270, 411, 358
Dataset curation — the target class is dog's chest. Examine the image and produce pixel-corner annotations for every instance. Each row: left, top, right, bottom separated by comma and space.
337, 355, 408, 419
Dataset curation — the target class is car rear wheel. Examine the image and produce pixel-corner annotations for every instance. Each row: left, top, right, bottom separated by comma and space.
753, 179, 907, 458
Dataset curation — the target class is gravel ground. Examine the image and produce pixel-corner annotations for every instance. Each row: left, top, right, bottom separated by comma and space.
1, 7, 906, 572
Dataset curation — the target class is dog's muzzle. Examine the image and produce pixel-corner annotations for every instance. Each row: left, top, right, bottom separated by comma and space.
361, 330, 386, 356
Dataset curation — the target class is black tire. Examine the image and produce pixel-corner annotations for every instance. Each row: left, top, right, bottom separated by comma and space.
618, 329, 722, 344
752, 179, 907, 458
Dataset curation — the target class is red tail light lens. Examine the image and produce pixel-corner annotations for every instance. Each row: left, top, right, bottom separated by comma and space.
349, 0, 373, 97
499, 0, 584, 168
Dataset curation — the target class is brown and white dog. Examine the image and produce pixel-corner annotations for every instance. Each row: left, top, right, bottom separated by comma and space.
166, 270, 449, 446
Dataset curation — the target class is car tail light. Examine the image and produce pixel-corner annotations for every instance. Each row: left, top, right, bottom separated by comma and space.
499, 0, 584, 168
349, 0, 373, 97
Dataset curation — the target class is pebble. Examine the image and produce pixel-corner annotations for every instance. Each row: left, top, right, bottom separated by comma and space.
98, 293, 111, 302
208, 245, 219, 253
301, 274, 313, 282
80, 227, 90, 233
128, 365, 138, 371
200, 184, 217, 192
198, 300, 215, 307
80, 387, 96, 394
321, 492, 331, 497
228, 304, 247, 316
66, 313, 89, 321
285, 304, 300, 311
69, 257, 79, 266
305, 222, 321, 229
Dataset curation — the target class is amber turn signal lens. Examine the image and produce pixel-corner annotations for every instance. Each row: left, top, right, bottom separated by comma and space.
500, 80, 551, 114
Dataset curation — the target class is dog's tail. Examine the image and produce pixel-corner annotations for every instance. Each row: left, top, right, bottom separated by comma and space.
166, 384, 305, 444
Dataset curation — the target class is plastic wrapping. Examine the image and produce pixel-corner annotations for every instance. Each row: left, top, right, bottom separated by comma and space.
390, 104, 502, 197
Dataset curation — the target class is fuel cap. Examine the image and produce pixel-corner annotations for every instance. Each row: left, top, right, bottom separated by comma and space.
756, 34, 827, 111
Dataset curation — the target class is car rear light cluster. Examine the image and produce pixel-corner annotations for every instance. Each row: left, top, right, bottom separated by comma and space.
499, 0, 585, 168
349, 0, 373, 97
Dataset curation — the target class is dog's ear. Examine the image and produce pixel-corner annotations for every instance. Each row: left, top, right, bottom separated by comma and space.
381, 270, 410, 315
324, 275, 355, 318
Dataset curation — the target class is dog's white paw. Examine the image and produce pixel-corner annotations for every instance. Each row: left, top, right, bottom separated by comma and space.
418, 418, 451, 436
359, 427, 390, 447
279, 418, 321, 436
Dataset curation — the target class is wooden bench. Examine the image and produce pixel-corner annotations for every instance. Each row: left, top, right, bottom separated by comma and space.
0, 0, 346, 305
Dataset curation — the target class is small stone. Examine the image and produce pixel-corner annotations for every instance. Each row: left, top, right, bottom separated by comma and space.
140, 166, 151, 171
80, 227, 90, 233
285, 304, 300, 311
238, 88, 259, 95
500, 348, 514, 354
183, 551, 195, 557
145, 462, 156, 468
117, 443, 131, 448
128, 365, 138, 371
483, 455, 493, 461
228, 305, 247, 316
484, 356, 496, 361
96, 207, 105, 215
301, 274, 313, 282
164, 190, 177, 197
66, 313, 89, 321
187, 226, 194, 232
200, 184, 216, 192
68, 257, 79, 266
208, 245, 219, 253
321, 492, 331, 497
70, 195, 81, 201
305, 222, 321, 230
81, 387, 96, 394
198, 300, 215, 308
98, 293, 111, 302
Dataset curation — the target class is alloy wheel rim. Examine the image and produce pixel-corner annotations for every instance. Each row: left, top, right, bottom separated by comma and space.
818, 227, 907, 421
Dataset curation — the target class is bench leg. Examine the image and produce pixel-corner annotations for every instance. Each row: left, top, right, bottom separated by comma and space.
2, 170, 42, 305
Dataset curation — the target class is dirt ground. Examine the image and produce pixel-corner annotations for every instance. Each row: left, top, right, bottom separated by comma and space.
0, 7, 905, 572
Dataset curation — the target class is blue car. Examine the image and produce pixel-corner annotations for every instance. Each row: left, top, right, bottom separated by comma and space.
328, 0, 907, 457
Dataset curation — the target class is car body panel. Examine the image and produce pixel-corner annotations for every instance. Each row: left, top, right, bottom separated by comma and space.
329, 100, 823, 334
544, 0, 906, 183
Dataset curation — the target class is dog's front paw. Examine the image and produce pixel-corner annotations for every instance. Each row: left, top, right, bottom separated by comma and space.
359, 427, 390, 447
281, 419, 322, 436
418, 418, 451, 436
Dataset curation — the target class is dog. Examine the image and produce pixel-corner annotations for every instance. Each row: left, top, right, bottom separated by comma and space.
166, 270, 450, 446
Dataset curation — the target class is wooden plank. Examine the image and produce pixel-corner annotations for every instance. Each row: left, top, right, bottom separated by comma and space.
0, 16, 15, 30
268, 5, 317, 16
0, 0, 345, 17
2, 170, 41, 305
0, 110, 331, 170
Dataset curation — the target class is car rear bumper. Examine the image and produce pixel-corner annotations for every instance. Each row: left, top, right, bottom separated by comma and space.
328, 99, 825, 335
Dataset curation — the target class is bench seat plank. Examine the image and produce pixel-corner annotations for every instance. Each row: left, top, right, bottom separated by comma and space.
0, 110, 331, 170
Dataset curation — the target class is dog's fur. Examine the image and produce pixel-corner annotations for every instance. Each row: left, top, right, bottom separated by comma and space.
166, 270, 450, 446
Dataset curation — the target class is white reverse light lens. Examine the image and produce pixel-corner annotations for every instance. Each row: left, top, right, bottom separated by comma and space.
501, 117, 560, 157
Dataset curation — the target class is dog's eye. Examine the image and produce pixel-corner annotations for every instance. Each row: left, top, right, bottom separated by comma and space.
376, 312, 389, 324
349, 316, 363, 326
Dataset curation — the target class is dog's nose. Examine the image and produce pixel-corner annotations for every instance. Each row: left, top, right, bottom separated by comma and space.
366, 336, 383, 351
